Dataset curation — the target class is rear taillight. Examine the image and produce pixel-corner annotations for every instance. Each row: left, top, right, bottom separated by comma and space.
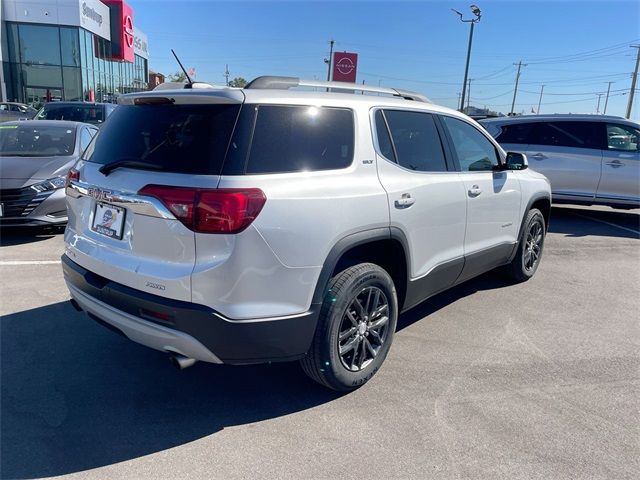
65, 168, 80, 186
138, 185, 266, 234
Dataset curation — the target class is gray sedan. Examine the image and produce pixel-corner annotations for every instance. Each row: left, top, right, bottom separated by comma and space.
0, 102, 37, 123
0, 120, 98, 226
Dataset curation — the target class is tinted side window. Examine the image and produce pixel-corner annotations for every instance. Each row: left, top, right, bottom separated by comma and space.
495, 122, 535, 144
442, 116, 499, 171
606, 124, 640, 152
530, 121, 601, 149
374, 109, 396, 162
383, 110, 447, 172
246, 105, 354, 174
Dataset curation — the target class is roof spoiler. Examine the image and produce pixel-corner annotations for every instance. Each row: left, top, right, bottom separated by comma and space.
153, 81, 220, 91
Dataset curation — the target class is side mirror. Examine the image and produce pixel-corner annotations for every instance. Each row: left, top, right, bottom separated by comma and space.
505, 152, 528, 170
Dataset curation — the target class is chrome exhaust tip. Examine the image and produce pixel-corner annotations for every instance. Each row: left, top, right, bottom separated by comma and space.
169, 353, 197, 370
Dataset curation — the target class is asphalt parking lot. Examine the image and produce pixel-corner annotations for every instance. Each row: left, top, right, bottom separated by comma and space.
1, 205, 639, 480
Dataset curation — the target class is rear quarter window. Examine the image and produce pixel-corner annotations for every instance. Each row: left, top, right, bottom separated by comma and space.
244, 105, 354, 174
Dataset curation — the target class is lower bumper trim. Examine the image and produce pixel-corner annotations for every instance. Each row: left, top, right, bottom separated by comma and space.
62, 254, 320, 365
68, 282, 223, 364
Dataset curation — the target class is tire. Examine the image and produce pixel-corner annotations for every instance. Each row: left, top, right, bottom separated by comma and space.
505, 208, 546, 283
300, 263, 398, 391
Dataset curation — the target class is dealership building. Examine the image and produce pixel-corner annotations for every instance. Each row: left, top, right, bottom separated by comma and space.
0, 0, 149, 106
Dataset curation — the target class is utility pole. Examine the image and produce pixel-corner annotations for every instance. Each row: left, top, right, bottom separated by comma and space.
625, 45, 640, 119
510, 60, 527, 116
224, 64, 230, 86
466, 78, 472, 111
596, 93, 604, 114
536, 84, 545, 114
452, 5, 482, 112
457, 92, 461, 107
603, 81, 614, 114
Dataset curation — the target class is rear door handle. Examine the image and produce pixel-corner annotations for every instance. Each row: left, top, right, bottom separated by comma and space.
394, 194, 415, 208
530, 153, 547, 160
468, 185, 482, 197
606, 160, 624, 168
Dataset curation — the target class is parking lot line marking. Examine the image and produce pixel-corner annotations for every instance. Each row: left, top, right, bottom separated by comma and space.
0, 260, 62, 265
571, 212, 640, 236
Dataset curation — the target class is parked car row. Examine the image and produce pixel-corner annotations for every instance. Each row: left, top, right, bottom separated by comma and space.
1, 79, 638, 391
1, 101, 117, 126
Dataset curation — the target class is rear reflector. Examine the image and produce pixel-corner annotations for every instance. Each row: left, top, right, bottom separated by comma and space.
138, 185, 266, 234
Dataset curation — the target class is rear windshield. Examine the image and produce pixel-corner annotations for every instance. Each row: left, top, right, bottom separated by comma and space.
37, 104, 106, 124
83, 104, 241, 175
0, 124, 76, 157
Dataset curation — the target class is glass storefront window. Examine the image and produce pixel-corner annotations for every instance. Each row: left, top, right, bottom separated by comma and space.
63, 67, 82, 101
21, 64, 63, 89
5, 23, 148, 104
61, 28, 80, 67
19, 24, 61, 65
6, 24, 21, 64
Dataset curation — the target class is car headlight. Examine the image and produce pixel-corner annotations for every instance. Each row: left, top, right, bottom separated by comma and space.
30, 176, 66, 193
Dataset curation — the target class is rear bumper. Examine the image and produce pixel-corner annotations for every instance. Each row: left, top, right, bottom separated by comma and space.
62, 254, 320, 365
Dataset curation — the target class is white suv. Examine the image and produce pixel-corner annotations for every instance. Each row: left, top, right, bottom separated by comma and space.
480, 115, 640, 209
62, 77, 551, 390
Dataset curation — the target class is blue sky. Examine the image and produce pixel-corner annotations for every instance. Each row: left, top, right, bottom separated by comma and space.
131, 0, 640, 119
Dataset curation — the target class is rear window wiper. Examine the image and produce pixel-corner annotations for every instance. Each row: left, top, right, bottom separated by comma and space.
99, 159, 166, 176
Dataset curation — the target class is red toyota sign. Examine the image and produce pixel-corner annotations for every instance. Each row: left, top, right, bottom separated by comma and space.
332, 52, 358, 83
103, 0, 134, 63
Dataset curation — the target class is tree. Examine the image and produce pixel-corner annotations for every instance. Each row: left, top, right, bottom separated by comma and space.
168, 71, 187, 82
228, 77, 247, 88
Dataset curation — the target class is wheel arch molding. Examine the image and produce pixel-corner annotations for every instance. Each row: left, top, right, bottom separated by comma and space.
311, 227, 410, 310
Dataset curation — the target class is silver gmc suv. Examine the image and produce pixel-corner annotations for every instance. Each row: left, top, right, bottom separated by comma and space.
62, 76, 551, 391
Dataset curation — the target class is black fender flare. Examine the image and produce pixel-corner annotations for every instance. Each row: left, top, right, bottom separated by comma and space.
310, 227, 411, 306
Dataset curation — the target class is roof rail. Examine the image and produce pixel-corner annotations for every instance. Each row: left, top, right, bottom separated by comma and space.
244, 76, 430, 103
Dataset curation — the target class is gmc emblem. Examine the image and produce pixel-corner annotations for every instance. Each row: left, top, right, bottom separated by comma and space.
88, 187, 112, 202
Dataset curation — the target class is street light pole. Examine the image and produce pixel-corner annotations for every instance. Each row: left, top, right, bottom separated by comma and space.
452, 5, 482, 112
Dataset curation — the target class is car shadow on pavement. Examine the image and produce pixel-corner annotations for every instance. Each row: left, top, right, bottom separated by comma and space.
0, 301, 342, 479
548, 206, 639, 239
397, 270, 511, 333
0, 226, 64, 247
